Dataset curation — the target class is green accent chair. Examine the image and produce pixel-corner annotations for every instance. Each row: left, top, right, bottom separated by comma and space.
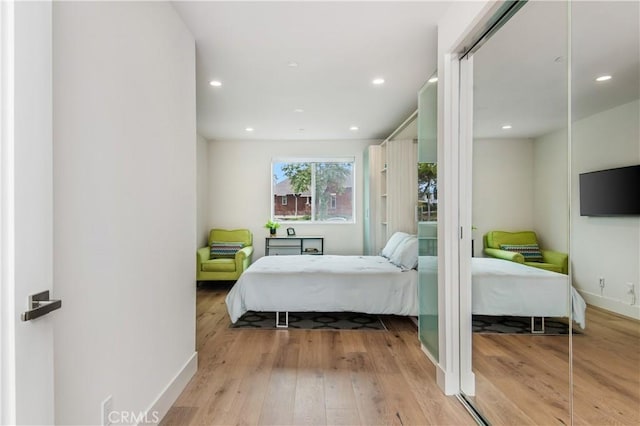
483, 230, 568, 274
197, 229, 254, 282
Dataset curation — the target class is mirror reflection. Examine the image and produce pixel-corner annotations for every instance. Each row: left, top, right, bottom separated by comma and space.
463, 1, 640, 424
570, 1, 639, 424
467, 1, 573, 423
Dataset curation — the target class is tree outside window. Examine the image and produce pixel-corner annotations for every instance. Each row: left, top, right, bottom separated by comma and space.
418, 162, 437, 221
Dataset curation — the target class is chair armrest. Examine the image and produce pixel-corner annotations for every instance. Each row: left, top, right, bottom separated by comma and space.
197, 247, 210, 263
235, 246, 254, 260
234, 246, 254, 271
484, 248, 524, 263
541, 250, 569, 274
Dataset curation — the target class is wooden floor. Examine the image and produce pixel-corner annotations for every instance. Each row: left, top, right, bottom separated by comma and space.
162, 283, 473, 426
470, 306, 640, 425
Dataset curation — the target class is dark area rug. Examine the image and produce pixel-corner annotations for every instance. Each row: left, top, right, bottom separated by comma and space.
230, 311, 387, 330
473, 315, 580, 335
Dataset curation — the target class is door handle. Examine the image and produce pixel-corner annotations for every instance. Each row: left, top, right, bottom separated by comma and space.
21, 290, 62, 321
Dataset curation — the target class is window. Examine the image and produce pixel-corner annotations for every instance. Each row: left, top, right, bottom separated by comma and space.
272, 158, 355, 223
418, 163, 438, 221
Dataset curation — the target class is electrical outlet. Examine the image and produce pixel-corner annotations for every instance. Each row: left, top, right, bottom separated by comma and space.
627, 282, 636, 305
599, 277, 605, 288
101, 395, 113, 426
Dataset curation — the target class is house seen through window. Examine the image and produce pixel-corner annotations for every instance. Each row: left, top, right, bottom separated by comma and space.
272, 159, 354, 223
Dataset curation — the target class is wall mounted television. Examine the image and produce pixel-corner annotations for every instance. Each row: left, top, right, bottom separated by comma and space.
579, 165, 640, 216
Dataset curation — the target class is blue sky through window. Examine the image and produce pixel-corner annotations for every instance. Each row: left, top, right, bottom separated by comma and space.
273, 163, 286, 183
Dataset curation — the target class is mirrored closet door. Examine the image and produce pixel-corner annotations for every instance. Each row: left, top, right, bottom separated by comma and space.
458, 1, 573, 423
569, 1, 640, 423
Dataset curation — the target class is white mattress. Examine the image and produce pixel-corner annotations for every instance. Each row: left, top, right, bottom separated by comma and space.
226, 255, 418, 323
472, 258, 586, 328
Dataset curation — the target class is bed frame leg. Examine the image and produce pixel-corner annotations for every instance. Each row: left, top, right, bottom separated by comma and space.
531, 317, 545, 334
276, 312, 289, 328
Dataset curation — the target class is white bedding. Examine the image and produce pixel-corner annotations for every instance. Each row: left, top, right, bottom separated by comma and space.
472, 258, 586, 328
419, 256, 586, 328
226, 255, 418, 323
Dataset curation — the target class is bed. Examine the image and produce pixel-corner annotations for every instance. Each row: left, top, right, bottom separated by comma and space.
473, 257, 586, 328
419, 256, 587, 329
225, 254, 418, 324
225, 232, 586, 330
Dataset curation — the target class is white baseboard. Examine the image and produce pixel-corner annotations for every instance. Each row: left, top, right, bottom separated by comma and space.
580, 291, 640, 320
421, 343, 459, 396
141, 351, 198, 425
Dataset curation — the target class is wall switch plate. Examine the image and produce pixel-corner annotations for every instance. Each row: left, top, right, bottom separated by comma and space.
102, 395, 113, 426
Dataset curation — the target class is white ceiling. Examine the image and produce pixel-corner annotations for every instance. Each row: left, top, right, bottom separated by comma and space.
172, 1, 638, 143
171, 1, 450, 141
473, 0, 640, 140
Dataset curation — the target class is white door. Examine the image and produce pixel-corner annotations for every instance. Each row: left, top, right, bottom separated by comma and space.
1, 1, 55, 424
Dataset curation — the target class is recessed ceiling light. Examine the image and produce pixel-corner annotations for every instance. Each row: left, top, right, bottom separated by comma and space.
245, 127, 254, 132
428, 77, 438, 83
349, 126, 359, 131
595, 75, 612, 82
293, 108, 304, 113
502, 124, 512, 130
372, 78, 385, 85
209, 80, 222, 87
287, 62, 299, 68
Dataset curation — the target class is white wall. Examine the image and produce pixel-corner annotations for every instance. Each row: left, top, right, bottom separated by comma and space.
472, 138, 535, 256
207, 139, 379, 258
53, 2, 197, 424
533, 99, 639, 318
196, 134, 210, 248
533, 128, 569, 252
571, 100, 639, 318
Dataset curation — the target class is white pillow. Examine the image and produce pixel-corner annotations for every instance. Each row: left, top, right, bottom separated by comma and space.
389, 236, 418, 270
381, 232, 411, 259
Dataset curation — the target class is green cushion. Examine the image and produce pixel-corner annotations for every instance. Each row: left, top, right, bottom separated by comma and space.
486, 230, 539, 248
500, 243, 543, 262
201, 258, 236, 272
209, 229, 252, 246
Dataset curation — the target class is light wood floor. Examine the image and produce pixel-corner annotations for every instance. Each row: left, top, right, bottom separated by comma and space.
161, 283, 473, 426
470, 306, 640, 425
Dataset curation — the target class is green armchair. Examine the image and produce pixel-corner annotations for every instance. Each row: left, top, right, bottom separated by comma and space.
197, 229, 254, 282
483, 230, 568, 274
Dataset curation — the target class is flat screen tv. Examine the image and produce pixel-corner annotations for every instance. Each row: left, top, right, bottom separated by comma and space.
579, 165, 640, 216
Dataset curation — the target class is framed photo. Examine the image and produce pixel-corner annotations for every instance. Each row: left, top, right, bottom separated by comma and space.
286, 227, 296, 236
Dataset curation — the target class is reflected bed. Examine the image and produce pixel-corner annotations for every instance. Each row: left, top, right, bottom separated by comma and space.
420, 256, 587, 328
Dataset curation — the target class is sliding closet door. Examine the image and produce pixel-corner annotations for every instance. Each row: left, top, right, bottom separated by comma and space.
458, 1, 572, 423
570, 2, 640, 423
